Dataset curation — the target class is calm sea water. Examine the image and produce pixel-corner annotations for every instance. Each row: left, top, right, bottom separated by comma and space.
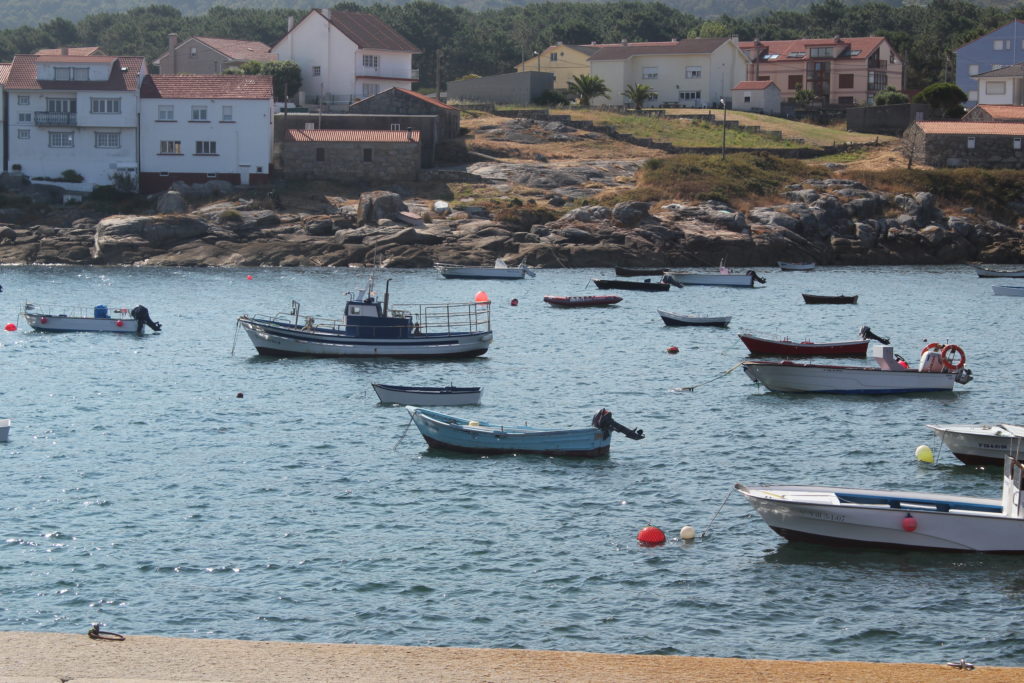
1, 264, 1023, 665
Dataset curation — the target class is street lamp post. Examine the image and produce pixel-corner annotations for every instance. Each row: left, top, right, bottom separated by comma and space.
534, 50, 540, 72
720, 98, 727, 159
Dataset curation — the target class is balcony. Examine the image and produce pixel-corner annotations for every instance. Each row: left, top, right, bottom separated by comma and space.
35, 111, 77, 126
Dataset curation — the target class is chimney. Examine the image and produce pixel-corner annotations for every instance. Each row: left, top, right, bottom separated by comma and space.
407, 127, 413, 141
167, 33, 178, 75
287, 15, 294, 31
323, 8, 331, 21
60, 46, 68, 56
621, 39, 628, 46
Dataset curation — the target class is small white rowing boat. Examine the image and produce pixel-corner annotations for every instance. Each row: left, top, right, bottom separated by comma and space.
372, 383, 482, 406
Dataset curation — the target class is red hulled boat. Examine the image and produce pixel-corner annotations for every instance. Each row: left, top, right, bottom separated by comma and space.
738, 333, 869, 357
544, 295, 623, 308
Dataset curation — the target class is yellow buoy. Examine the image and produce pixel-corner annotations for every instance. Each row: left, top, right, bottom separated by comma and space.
679, 525, 696, 541
915, 444, 934, 463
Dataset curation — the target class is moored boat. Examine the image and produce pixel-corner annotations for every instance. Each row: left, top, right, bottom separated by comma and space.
974, 265, 1024, 278
407, 406, 644, 457
543, 295, 622, 308
237, 273, 492, 358
435, 258, 534, 280
0, 418, 9, 442
736, 445, 1024, 552
741, 343, 973, 394
992, 285, 1024, 297
658, 310, 731, 327
926, 423, 1024, 467
592, 278, 672, 292
22, 303, 162, 334
778, 261, 815, 271
802, 293, 858, 304
665, 266, 766, 287
614, 266, 667, 277
372, 383, 482, 406
738, 334, 868, 356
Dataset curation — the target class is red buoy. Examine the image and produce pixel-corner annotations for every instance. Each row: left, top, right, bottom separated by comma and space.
902, 514, 917, 532
247, 274, 253, 280
116, 320, 124, 327
4, 323, 16, 332
474, 291, 490, 303
637, 525, 666, 545
39, 317, 48, 324
510, 298, 519, 306
667, 346, 679, 354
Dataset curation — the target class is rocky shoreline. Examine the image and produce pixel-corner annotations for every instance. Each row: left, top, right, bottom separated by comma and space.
0, 176, 1021, 268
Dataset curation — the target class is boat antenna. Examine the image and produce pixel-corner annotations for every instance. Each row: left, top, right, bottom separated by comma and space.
383, 279, 391, 316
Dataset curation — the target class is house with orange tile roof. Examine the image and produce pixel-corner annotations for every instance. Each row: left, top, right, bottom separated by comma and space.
153, 35, 276, 75
903, 119, 1024, 167
3, 53, 146, 191
138, 74, 274, 193
739, 36, 903, 106
963, 103, 1024, 122
273, 9, 420, 109
731, 80, 781, 114
279, 128, 421, 182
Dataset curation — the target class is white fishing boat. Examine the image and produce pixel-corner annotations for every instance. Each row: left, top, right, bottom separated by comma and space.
0, 418, 9, 442
778, 261, 815, 271
926, 423, 1024, 467
736, 444, 1024, 552
974, 265, 1024, 278
434, 258, 535, 280
992, 285, 1024, 296
741, 344, 973, 394
372, 383, 482, 406
657, 310, 731, 327
665, 262, 766, 287
238, 273, 492, 358
22, 303, 162, 334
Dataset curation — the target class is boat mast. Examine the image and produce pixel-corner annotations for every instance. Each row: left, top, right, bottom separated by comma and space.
383, 279, 391, 316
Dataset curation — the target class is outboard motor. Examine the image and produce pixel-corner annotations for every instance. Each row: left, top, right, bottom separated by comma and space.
662, 274, 682, 288
746, 270, 767, 284
859, 326, 890, 345
131, 305, 162, 334
592, 408, 645, 441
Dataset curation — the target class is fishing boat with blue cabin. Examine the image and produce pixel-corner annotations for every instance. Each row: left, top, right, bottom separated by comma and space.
238, 273, 492, 358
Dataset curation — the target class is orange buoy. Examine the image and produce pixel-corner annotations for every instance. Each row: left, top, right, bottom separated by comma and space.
510, 298, 519, 306
637, 525, 666, 545
4, 323, 16, 331
116, 320, 124, 327
667, 346, 679, 354
474, 291, 490, 303
902, 514, 917, 532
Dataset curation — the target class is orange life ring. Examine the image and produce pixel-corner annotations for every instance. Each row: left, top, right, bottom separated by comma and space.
941, 344, 966, 370
920, 342, 943, 357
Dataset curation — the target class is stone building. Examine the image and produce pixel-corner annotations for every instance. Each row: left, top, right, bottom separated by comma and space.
904, 120, 1024, 168
348, 87, 460, 139
279, 129, 420, 182
962, 104, 1024, 122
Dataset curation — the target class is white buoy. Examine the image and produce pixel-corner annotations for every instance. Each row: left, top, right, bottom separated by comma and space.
915, 444, 934, 464
679, 525, 696, 541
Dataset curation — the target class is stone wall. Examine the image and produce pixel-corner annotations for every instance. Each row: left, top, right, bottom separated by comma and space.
846, 103, 931, 136
918, 131, 1024, 168
349, 91, 461, 140
279, 141, 421, 182
274, 113, 438, 167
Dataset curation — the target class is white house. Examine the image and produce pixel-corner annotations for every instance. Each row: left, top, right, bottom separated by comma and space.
272, 8, 420, 107
138, 74, 274, 193
3, 52, 145, 191
731, 80, 781, 114
974, 63, 1024, 106
588, 38, 749, 108
0, 63, 8, 172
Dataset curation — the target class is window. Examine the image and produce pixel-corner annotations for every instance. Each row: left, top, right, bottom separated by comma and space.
1015, 137, 1022, 150
312, 66, 321, 77
969, 89, 978, 101
549, 53, 558, 62
994, 39, 1010, 50
158, 105, 174, 121
195, 140, 217, 155
685, 66, 701, 79
48, 132, 73, 148
787, 51, 805, 58
867, 71, 887, 92
18, 112, 31, 123
159, 172, 169, 177
190, 47, 197, 57
17, 129, 30, 140
967, 137, 976, 149
363, 148, 373, 162
91, 97, 121, 114
642, 67, 658, 80
191, 105, 208, 121
838, 74, 854, 89
47, 98, 75, 113
743, 95, 751, 103
160, 140, 182, 154
788, 75, 803, 90
986, 81, 1007, 95
221, 105, 233, 122
969, 65, 979, 76
363, 55, 379, 69
679, 90, 701, 101
809, 47, 832, 58
316, 147, 325, 161
992, 64, 1004, 71
17, 95, 29, 105
206, 173, 217, 178
52, 66, 89, 80
362, 83, 379, 98
95, 132, 121, 148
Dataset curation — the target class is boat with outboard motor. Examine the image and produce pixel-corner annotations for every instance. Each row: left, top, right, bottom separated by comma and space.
741, 342, 973, 394
22, 303, 162, 334
237, 273, 492, 358
926, 423, 1024, 467
434, 258, 534, 280
736, 441, 1024, 552
738, 325, 888, 357
406, 407, 645, 457
666, 261, 766, 287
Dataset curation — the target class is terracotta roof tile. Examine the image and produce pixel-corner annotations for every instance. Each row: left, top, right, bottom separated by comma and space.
389, 87, 457, 110
0, 63, 10, 84
916, 120, 1024, 135
321, 10, 420, 53
732, 80, 776, 90
974, 105, 1024, 120
194, 37, 276, 62
35, 46, 103, 56
286, 129, 420, 143
141, 74, 273, 99
589, 38, 729, 61
5, 54, 144, 90
739, 37, 889, 62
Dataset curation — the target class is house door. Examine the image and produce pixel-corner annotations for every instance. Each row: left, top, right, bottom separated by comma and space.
239, 165, 250, 185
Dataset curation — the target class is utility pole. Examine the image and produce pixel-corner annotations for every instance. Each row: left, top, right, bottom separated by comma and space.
720, 98, 727, 159
435, 49, 442, 100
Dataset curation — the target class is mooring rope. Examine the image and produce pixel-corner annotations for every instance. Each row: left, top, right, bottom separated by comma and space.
700, 486, 736, 539
87, 624, 125, 641
393, 413, 415, 451
671, 362, 744, 392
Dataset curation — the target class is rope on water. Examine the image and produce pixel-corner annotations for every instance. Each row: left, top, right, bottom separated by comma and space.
230, 319, 242, 356
671, 362, 744, 392
700, 486, 736, 539
88, 624, 125, 641
393, 413, 415, 451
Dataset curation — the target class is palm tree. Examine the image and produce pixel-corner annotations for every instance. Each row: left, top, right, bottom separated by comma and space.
568, 74, 609, 107
623, 83, 657, 111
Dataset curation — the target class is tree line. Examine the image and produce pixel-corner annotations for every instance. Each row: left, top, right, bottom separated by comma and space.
0, 0, 1022, 91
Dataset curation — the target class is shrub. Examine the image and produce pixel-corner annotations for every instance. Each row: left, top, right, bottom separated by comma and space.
534, 89, 570, 106
219, 209, 243, 223
60, 169, 84, 183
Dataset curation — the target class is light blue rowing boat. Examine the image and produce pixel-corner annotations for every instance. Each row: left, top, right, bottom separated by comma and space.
406, 407, 644, 457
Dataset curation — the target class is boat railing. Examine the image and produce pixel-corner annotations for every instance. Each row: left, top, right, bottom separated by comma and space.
24, 303, 132, 318
247, 301, 491, 335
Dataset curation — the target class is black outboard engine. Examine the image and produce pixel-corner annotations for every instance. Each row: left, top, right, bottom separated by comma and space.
859, 325, 890, 345
592, 408, 645, 441
131, 305, 162, 334
746, 270, 767, 284
662, 274, 682, 287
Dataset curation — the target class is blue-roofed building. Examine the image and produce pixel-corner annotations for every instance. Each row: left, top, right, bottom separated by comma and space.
955, 20, 1024, 108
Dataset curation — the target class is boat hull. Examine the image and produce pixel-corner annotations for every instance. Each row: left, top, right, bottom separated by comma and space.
975, 265, 1024, 278
741, 361, 956, 394
438, 269, 527, 280
738, 484, 1024, 552
372, 384, 482, 406
614, 266, 667, 277
992, 285, 1024, 296
658, 310, 731, 327
408, 407, 611, 457
23, 312, 141, 333
0, 418, 9, 442
778, 262, 815, 271
543, 295, 622, 308
239, 318, 492, 358
666, 272, 755, 287
738, 334, 868, 357
927, 424, 1024, 467
592, 279, 669, 292
802, 294, 858, 304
